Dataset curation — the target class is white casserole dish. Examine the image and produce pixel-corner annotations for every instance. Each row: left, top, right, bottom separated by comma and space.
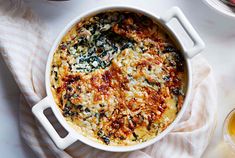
32, 6, 205, 152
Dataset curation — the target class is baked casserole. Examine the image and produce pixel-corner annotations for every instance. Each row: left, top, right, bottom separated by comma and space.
50, 11, 186, 146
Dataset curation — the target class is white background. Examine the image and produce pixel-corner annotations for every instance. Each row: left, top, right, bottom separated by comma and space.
1, 0, 235, 157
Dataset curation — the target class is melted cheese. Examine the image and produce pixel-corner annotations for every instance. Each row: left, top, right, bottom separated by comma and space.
50, 11, 186, 146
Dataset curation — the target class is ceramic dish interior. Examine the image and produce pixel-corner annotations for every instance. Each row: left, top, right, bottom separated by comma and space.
32, 6, 205, 152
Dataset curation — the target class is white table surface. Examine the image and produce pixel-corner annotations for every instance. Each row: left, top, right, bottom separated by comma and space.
1, 0, 235, 157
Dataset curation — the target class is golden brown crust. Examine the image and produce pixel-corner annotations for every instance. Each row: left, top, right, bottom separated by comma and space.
50, 11, 186, 145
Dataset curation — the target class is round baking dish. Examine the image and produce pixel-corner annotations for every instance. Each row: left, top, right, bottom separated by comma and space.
32, 6, 205, 152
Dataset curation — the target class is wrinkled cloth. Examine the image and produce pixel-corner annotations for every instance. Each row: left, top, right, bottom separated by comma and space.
0, 0, 217, 158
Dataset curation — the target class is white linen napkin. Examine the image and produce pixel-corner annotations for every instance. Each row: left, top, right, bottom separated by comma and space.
0, 0, 217, 158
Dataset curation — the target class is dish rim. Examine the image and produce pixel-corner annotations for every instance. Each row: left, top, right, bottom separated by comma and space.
203, 0, 235, 18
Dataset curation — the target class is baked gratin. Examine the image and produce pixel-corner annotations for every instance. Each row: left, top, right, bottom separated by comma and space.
50, 11, 186, 146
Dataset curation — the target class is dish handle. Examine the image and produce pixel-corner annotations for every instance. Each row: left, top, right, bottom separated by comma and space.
32, 97, 77, 150
160, 7, 205, 58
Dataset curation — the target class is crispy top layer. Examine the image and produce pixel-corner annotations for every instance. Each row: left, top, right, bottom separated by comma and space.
50, 11, 186, 146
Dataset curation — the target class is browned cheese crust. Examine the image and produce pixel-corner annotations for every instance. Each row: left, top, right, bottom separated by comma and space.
50, 11, 186, 146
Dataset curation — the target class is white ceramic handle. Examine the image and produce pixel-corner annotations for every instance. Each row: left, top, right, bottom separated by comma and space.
32, 97, 77, 150
160, 7, 205, 58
